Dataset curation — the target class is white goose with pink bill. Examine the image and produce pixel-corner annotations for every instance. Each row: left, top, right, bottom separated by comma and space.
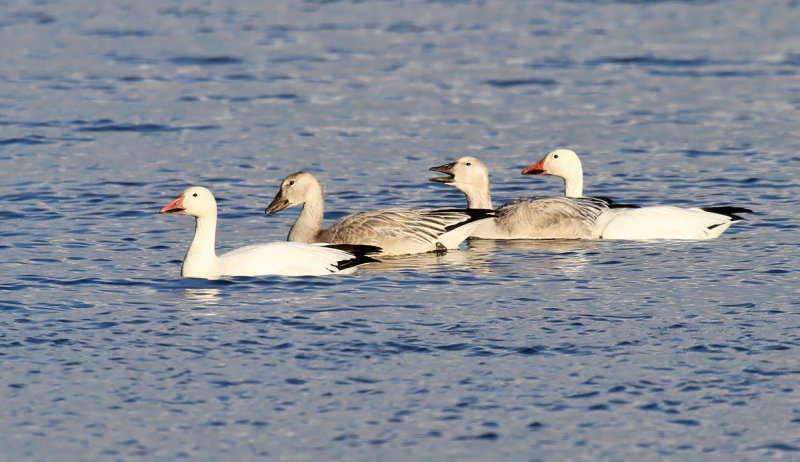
160, 186, 380, 279
523, 149, 752, 239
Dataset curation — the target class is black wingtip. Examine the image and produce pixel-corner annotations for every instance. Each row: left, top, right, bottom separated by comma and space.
433, 208, 496, 232
700, 206, 754, 222
607, 203, 641, 209
589, 196, 641, 209
465, 208, 497, 222
327, 244, 382, 271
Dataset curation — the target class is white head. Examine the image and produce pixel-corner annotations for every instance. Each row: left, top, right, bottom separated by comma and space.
160, 186, 217, 218
522, 149, 584, 197
265, 171, 324, 215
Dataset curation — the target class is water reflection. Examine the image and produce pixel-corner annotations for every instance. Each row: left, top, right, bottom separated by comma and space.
467, 238, 603, 277
361, 247, 493, 274
359, 238, 603, 275
183, 287, 223, 305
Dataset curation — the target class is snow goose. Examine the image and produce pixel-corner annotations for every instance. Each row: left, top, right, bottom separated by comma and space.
429, 157, 609, 239
265, 171, 495, 256
160, 186, 380, 278
522, 149, 752, 239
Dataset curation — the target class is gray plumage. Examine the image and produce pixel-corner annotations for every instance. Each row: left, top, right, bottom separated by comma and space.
429, 156, 608, 239
266, 171, 494, 256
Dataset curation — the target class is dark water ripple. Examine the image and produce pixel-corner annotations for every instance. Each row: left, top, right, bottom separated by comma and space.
82, 28, 154, 38
485, 78, 558, 88
0, 135, 52, 145
168, 56, 245, 66
73, 121, 221, 133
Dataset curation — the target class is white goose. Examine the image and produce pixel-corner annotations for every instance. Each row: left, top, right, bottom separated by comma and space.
160, 186, 380, 278
265, 171, 495, 256
522, 149, 752, 239
429, 157, 609, 239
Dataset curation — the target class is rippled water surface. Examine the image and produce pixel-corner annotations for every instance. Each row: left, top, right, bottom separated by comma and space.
2, 0, 799, 460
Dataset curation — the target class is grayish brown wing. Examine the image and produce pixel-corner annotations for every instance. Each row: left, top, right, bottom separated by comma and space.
319, 208, 492, 252
495, 196, 609, 239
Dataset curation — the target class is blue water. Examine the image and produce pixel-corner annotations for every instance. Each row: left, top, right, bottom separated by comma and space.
1, 0, 799, 460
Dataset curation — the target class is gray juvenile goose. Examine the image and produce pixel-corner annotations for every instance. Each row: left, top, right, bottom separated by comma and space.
266, 171, 495, 256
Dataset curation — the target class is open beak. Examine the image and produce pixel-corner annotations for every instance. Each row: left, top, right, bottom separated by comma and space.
429, 162, 456, 183
522, 157, 547, 175
265, 191, 290, 215
160, 196, 185, 214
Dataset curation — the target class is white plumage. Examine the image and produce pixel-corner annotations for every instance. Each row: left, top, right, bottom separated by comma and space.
160, 186, 378, 278
523, 149, 752, 239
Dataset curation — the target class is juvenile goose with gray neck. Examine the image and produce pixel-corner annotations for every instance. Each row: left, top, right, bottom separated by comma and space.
429, 156, 609, 239
266, 171, 495, 256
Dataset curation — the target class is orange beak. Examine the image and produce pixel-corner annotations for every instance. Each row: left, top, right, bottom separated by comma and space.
160, 196, 185, 214
521, 157, 547, 175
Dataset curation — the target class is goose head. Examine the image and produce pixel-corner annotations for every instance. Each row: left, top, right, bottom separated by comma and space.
265, 171, 322, 215
522, 148, 583, 181
429, 156, 490, 195
523, 149, 585, 197
160, 186, 217, 218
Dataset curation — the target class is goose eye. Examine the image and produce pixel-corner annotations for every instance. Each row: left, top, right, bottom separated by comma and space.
193, 193, 198, 197
553, 154, 559, 159
465, 162, 471, 166
289, 180, 295, 186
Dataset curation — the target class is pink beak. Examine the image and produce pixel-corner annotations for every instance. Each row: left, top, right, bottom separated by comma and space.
521, 157, 547, 175
160, 196, 185, 214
